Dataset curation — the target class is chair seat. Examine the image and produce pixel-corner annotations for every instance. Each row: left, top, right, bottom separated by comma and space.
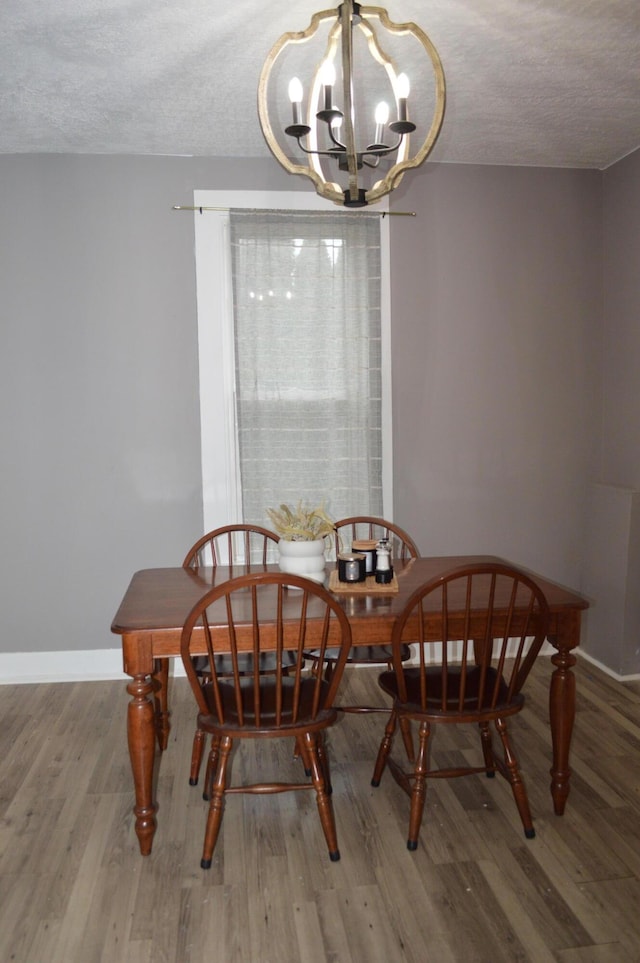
378, 665, 523, 715
193, 651, 298, 677
200, 676, 334, 732
306, 643, 411, 665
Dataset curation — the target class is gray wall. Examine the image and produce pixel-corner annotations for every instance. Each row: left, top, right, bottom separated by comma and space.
389, 164, 602, 587
602, 148, 640, 485
0, 154, 296, 653
0, 150, 637, 674
579, 148, 640, 674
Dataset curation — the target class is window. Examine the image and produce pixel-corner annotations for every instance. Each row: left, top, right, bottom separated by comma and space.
193, 190, 392, 533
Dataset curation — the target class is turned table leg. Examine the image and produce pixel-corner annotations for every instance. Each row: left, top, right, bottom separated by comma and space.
126, 673, 158, 855
548, 641, 577, 815
152, 659, 171, 751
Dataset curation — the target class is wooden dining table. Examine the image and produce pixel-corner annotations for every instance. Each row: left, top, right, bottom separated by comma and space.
111, 554, 589, 855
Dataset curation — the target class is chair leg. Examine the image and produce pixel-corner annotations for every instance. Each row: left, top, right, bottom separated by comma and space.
479, 722, 496, 777
201, 735, 232, 869
407, 721, 430, 851
316, 732, 332, 794
322, 660, 335, 683
495, 717, 535, 838
399, 717, 415, 762
371, 708, 398, 786
304, 731, 340, 861
203, 735, 221, 802
295, 735, 313, 777
189, 728, 206, 786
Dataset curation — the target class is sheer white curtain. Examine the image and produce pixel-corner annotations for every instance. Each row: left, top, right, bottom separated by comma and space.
229, 209, 383, 527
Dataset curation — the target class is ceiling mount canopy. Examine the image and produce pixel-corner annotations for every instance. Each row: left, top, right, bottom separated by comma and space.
258, 1, 446, 207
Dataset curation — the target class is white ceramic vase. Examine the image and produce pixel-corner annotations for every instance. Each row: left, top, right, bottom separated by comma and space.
277, 538, 326, 584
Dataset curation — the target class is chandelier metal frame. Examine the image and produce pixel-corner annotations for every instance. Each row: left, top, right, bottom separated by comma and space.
258, 1, 446, 207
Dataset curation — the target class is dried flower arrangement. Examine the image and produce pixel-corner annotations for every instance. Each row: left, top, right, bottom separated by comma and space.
266, 501, 335, 541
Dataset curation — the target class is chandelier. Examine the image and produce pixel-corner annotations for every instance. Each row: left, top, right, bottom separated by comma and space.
258, 1, 446, 208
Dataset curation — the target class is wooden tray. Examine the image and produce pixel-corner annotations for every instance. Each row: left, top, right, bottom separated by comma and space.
329, 569, 399, 594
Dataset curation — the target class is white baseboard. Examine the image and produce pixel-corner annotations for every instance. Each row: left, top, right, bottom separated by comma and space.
2, 644, 547, 684
1, 643, 637, 685
577, 648, 640, 682
0, 649, 187, 685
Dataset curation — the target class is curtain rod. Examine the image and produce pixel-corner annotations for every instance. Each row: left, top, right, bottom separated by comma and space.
172, 205, 415, 217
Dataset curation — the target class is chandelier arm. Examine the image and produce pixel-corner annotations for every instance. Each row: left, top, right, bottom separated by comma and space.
291, 137, 401, 161
363, 137, 404, 156
293, 139, 346, 159
327, 125, 347, 151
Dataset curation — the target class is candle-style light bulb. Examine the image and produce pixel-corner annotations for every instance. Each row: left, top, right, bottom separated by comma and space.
288, 77, 303, 104
288, 77, 304, 125
375, 102, 389, 125
320, 60, 336, 87
374, 101, 389, 145
330, 113, 343, 146
320, 60, 336, 111
396, 73, 410, 123
396, 73, 410, 99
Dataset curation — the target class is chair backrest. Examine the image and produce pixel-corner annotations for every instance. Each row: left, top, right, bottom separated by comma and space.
180, 572, 353, 728
333, 516, 419, 562
183, 524, 279, 569
391, 563, 550, 715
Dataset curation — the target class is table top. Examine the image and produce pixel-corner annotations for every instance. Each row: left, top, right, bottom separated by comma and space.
111, 555, 588, 642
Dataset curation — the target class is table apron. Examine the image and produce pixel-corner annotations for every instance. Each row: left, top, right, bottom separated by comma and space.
121, 608, 580, 680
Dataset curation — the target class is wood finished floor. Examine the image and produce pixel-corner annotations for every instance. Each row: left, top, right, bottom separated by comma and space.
1, 657, 639, 963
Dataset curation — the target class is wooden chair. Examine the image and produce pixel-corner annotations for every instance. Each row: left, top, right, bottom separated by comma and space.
371, 562, 550, 850
180, 571, 353, 868
307, 516, 420, 758
152, 522, 280, 755
330, 516, 419, 669
182, 524, 298, 788
333, 515, 419, 564
183, 523, 279, 569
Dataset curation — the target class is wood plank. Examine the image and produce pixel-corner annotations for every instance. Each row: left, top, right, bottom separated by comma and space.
1, 658, 639, 961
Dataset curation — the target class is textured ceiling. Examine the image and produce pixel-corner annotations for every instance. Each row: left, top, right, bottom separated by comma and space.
1, 0, 639, 169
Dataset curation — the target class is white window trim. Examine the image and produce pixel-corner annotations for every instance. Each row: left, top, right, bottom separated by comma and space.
193, 189, 392, 533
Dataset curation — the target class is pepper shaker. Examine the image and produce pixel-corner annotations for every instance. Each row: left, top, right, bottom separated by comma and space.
375, 538, 393, 584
